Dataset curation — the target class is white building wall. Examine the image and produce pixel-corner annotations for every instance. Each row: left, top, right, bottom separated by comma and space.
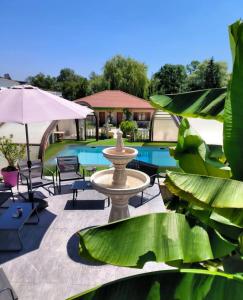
188, 118, 223, 145
152, 111, 178, 142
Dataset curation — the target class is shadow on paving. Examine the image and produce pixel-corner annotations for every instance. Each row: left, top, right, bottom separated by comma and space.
129, 193, 155, 208
64, 200, 105, 210
0, 207, 56, 264
57, 184, 74, 195
66, 231, 105, 266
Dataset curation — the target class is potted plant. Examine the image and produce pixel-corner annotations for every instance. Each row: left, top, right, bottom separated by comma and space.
0, 135, 26, 187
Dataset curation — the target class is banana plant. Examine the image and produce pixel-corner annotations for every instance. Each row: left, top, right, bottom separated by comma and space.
153, 20, 243, 231
151, 88, 226, 122
169, 118, 231, 178
68, 269, 243, 300
73, 20, 243, 299
79, 213, 236, 268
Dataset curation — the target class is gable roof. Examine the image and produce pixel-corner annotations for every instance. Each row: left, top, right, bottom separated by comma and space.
0, 77, 26, 88
75, 90, 154, 109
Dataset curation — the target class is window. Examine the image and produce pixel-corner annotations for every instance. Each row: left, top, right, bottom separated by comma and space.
145, 112, 151, 121
134, 112, 150, 121
133, 112, 138, 121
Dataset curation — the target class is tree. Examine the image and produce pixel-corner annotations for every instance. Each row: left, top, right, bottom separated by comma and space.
56, 68, 89, 100
217, 61, 229, 87
151, 64, 187, 94
187, 59, 229, 91
56, 68, 78, 82
204, 57, 220, 88
27, 73, 57, 90
103, 55, 149, 98
186, 60, 200, 74
60, 78, 89, 100
88, 72, 109, 94
28, 68, 89, 100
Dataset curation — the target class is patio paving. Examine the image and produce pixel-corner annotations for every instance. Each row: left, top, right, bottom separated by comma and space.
0, 182, 171, 300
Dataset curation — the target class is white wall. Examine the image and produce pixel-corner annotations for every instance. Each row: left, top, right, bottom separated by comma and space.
152, 111, 178, 142
0, 122, 51, 144
188, 118, 223, 145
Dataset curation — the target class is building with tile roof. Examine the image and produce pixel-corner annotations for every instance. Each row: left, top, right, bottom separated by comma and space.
75, 90, 155, 127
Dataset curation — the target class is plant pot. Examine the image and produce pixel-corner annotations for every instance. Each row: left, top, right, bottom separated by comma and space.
1, 169, 19, 187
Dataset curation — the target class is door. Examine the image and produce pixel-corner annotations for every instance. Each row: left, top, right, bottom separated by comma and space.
117, 112, 123, 127
99, 112, 106, 126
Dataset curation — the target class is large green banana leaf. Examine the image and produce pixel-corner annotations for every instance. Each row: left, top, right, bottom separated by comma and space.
208, 144, 226, 163
166, 171, 243, 208
150, 88, 226, 122
78, 213, 235, 268
170, 119, 230, 178
224, 20, 243, 180
189, 207, 242, 241
67, 269, 243, 300
165, 171, 243, 227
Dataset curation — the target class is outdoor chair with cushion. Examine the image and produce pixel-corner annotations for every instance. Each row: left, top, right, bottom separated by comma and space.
56, 156, 85, 193
18, 160, 55, 196
127, 159, 159, 205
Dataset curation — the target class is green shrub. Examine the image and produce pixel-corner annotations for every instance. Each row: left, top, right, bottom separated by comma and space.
120, 121, 138, 138
0, 135, 26, 171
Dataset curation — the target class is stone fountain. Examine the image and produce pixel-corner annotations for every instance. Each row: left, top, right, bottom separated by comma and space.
91, 130, 150, 222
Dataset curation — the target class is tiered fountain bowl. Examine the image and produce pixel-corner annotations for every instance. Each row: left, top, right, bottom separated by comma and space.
91, 130, 150, 222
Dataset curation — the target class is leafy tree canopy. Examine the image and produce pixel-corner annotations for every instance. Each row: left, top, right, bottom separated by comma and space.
27, 57, 229, 100
187, 58, 229, 91
150, 59, 229, 95
88, 72, 109, 94
28, 68, 89, 100
151, 64, 187, 95
103, 55, 149, 98
27, 73, 57, 91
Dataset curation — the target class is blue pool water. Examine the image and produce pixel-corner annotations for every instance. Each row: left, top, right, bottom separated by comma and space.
47, 146, 176, 167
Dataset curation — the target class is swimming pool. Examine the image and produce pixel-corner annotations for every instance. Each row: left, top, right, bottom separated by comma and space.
46, 145, 177, 167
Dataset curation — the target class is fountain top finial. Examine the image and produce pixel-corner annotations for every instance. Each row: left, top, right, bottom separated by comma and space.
116, 129, 124, 153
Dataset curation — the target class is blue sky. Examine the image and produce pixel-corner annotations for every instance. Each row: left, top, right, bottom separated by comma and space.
0, 0, 241, 80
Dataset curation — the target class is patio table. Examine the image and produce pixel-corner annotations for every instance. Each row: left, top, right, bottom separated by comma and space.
0, 202, 39, 251
71, 180, 110, 208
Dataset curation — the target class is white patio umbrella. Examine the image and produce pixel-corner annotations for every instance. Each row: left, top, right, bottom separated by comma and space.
0, 85, 93, 205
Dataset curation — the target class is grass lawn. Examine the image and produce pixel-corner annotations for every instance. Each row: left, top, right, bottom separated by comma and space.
44, 138, 176, 161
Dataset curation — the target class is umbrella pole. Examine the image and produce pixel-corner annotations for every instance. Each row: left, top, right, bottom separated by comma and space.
25, 124, 34, 209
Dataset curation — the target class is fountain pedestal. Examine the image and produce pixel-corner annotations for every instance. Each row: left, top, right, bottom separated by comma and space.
91, 130, 150, 222
108, 194, 130, 222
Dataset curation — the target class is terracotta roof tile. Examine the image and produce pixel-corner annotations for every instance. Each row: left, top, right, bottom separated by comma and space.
75, 90, 154, 109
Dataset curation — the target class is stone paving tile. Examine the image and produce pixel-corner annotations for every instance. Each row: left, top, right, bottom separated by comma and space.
2, 251, 42, 284
0, 184, 168, 300
13, 283, 70, 300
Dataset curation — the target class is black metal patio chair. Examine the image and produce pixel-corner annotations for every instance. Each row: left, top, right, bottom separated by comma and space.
0, 183, 13, 208
56, 156, 85, 193
127, 159, 159, 205
18, 159, 55, 196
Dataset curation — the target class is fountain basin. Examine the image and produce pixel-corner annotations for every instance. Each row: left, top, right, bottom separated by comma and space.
91, 168, 150, 222
91, 168, 150, 195
103, 147, 138, 166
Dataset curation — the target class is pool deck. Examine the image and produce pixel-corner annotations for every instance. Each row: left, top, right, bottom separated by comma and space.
0, 181, 172, 300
